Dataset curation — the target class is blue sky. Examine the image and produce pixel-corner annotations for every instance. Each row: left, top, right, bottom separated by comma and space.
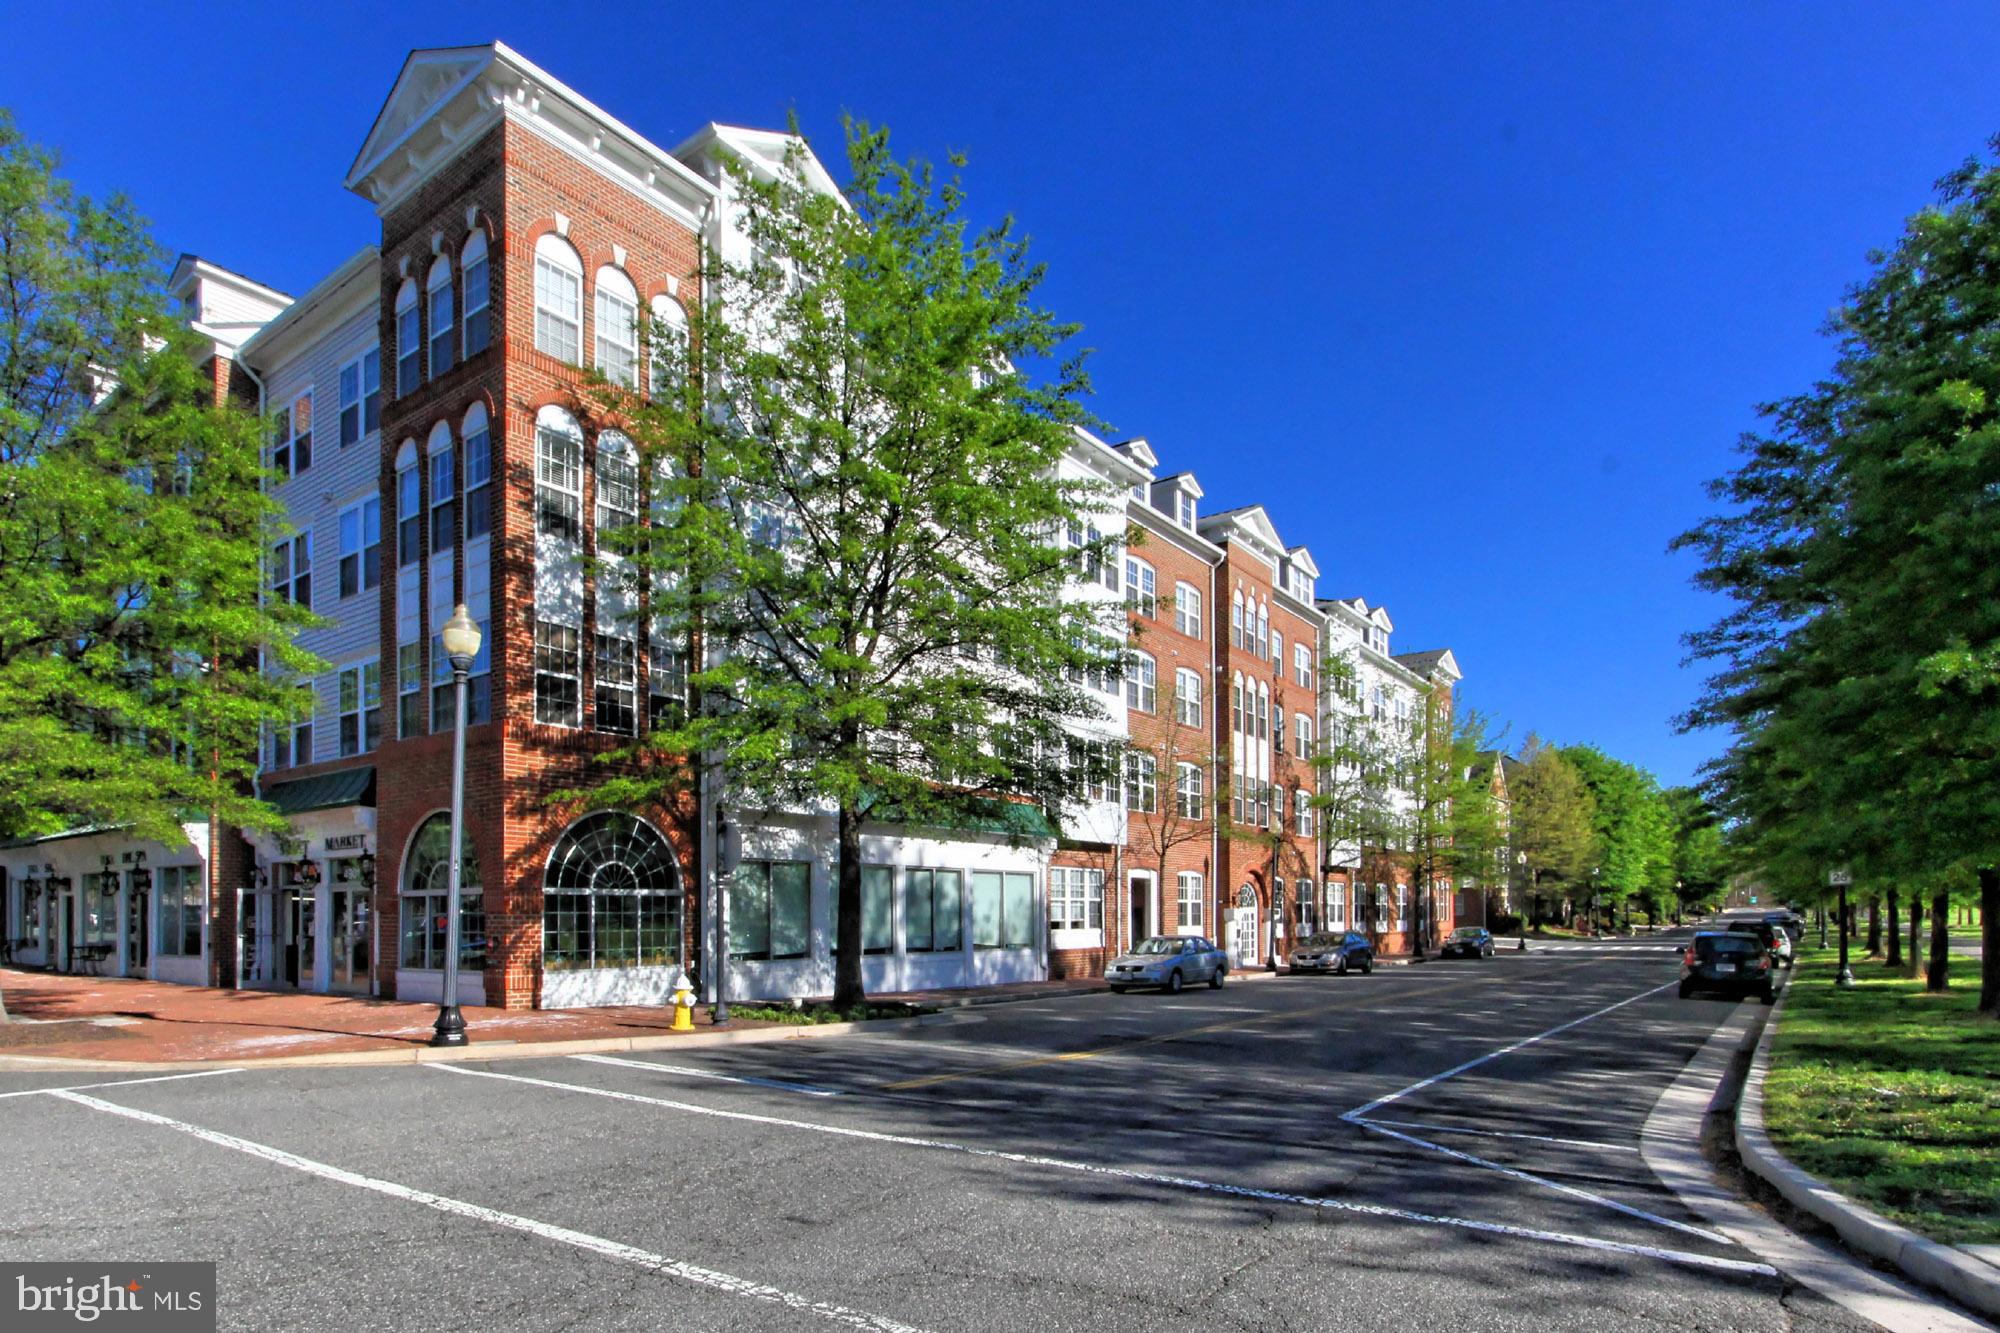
6, 1, 1995, 787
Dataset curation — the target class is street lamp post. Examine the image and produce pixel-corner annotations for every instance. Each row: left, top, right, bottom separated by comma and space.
1515, 850, 1528, 951
1831, 867, 1855, 987
429, 604, 481, 1049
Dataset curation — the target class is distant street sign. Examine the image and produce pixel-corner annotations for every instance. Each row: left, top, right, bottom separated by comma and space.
1828, 868, 1852, 887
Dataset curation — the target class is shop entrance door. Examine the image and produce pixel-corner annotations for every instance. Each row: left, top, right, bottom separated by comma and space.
124, 876, 148, 977
329, 889, 370, 993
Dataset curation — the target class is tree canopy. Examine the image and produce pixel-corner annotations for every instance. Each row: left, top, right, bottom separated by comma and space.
0, 110, 316, 845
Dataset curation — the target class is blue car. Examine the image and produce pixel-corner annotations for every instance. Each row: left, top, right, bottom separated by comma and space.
1289, 931, 1374, 976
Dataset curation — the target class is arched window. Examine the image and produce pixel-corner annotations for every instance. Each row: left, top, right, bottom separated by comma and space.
1125, 649, 1155, 713
533, 234, 584, 363
427, 420, 455, 556
427, 257, 455, 377
543, 812, 683, 971
595, 266, 639, 386
1174, 667, 1202, 728
1123, 555, 1156, 618
1231, 590, 1244, 648
395, 439, 421, 568
462, 404, 491, 542
649, 294, 688, 396
596, 430, 637, 536
1230, 671, 1244, 733
394, 279, 421, 396
461, 230, 491, 356
1174, 583, 1202, 640
535, 406, 583, 543
1256, 601, 1270, 660
400, 813, 483, 970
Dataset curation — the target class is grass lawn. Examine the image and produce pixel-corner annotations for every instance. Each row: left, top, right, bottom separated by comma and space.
1763, 948, 2000, 1245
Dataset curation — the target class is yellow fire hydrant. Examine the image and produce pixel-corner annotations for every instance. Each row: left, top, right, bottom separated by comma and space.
669, 973, 698, 1032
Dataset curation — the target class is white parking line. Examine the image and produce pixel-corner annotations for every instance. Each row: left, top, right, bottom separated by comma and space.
572, 1053, 842, 1097
431, 1063, 1774, 1279
1344, 980, 1678, 1120
1345, 1117, 1728, 1244
52, 1090, 928, 1333
1355, 1118, 1641, 1154
0, 1069, 242, 1101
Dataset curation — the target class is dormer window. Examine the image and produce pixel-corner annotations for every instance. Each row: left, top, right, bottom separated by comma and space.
1175, 489, 1196, 530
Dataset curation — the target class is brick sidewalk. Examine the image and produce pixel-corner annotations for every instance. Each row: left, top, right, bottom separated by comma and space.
0, 968, 1142, 1066
0, 968, 765, 1064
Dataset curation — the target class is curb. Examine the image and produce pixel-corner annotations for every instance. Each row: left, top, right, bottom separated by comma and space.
1737, 982, 2000, 1319
0, 969, 1291, 1074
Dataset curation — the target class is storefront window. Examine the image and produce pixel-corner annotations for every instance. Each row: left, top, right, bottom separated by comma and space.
541, 812, 682, 970
728, 860, 807, 962
401, 814, 484, 970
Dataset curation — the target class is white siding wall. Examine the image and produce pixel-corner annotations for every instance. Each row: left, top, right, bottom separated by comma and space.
263, 300, 383, 768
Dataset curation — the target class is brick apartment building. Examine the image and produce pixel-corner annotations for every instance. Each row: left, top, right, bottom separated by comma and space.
1, 42, 1464, 1007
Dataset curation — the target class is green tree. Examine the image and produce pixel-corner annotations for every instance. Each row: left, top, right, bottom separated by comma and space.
1562, 747, 1677, 928
0, 111, 316, 847
1664, 786, 1728, 919
1678, 140, 2000, 1011
576, 123, 1122, 1008
1508, 736, 1599, 927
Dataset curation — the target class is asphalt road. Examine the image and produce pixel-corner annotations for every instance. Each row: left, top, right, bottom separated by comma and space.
1, 939, 1882, 1332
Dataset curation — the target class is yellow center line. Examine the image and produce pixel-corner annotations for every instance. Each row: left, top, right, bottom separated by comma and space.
878, 997, 1352, 1091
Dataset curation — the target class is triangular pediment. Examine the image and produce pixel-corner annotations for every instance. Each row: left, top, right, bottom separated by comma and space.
346, 46, 499, 196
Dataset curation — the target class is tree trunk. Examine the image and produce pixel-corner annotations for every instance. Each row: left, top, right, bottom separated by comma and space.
1885, 889, 1901, 969
1908, 894, 1924, 979
1865, 897, 1881, 955
1927, 889, 1950, 992
832, 803, 867, 1011
1980, 867, 1999, 1018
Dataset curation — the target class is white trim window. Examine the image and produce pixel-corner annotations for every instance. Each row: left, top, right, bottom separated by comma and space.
536, 413, 584, 543
428, 431, 456, 554
1328, 880, 1347, 930
462, 405, 492, 541
1295, 713, 1313, 761
596, 431, 637, 537
1177, 871, 1204, 929
1295, 788, 1314, 838
271, 532, 311, 607
728, 860, 811, 961
154, 865, 203, 957
337, 496, 382, 598
1295, 642, 1312, 689
533, 235, 584, 363
272, 391, 312, 477
1273, 630, 1284, 673
427, 257, 455, 377
534, 619, 581, 726
1125, 650, 1156, 713
1175, 762, 1204, 820
594, 632, 637, 735
1174, 583, 1202, 640
1124, 751, 1157, 814
337, 660, 381, 757
1124, 556, 1156, 618
1231, 590, 1244, 648
271, 712, 312, 770
1175, 489, 1196, 530
902, 868, 962, 953
1395, 884, 1409, 931
1048, 867, 1103, 933
1256, 601, 1270, 660
398, 640, 424, 738
395, 279, 421, 396
461, 230, 491, 357
594, 266, 639, 387
649, 295, 688, 395
338, 349, 380, 447
1174, 667, 1202, 728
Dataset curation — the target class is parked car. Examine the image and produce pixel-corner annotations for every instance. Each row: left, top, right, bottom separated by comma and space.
1763, 910, 1805, 944
1440, 926, 1495, 959
1726, 918, 1793, 969
1106, 936, 1228, 993
1289, 931, 1374, 976
1679, 931, 1777, 1003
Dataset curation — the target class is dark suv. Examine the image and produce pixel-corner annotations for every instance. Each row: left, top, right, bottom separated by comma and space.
1679, 931, 1776, 1003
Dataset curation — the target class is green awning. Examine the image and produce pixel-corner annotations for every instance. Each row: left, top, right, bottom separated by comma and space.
263, 766, 376, 817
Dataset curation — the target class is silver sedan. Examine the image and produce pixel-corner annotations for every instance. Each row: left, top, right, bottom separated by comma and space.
1105, 936, 1228, 993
